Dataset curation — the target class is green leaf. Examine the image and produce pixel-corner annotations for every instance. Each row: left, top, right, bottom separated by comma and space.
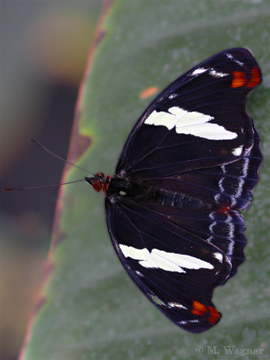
22, 0, 270, 359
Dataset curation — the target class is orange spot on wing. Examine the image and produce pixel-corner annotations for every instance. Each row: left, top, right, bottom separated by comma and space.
219, 205, 231, 213
140, 86, 158, 99
208, 306, 221, 324
191, 300, 208, 316
231, 71, 247, 88
191, 301, 221, 324
247, 67, 261, 88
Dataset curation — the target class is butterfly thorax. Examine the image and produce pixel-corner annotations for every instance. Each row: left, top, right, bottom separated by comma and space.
105, 176, 212, 210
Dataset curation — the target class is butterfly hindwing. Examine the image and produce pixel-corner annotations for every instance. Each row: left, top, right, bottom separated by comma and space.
105, 197, 231, 333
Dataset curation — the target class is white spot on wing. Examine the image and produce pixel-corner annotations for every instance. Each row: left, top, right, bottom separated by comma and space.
225, 53, 244, 66
207, 212, 217, 242
218, 177, 225, 193
228, 217, 236, 247
209, 69, 229, 78
168, 302, 188, 310
120, 245, 150, 261
226, 215, 235, 256
119, 244, 214, 273
208, 212, 234, 257
232, 157, 249, 200
213, 252, 223, 263
191, 67, 207, 76
145, 106, 238, 140
217, 156, 250, 207
241, 157, 249, 178
214, 194, 221, 203
168, 93, 177, 99
145, 109, 177, 130
179, 319, 199, 325
232, 145, 243, 156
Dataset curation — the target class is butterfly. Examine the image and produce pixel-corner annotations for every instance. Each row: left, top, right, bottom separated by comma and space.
85, 48, 262, 333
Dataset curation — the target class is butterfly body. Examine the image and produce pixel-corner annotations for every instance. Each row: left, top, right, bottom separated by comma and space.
86, 48, 262, 333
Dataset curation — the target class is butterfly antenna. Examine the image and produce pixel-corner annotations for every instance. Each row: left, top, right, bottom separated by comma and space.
2, 139, 94, 191
2, 179, 85, 192
30, 138, 93, 175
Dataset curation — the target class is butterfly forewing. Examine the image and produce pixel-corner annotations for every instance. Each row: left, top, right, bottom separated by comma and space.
104, 48, 262, 332
116, 48, 261, 179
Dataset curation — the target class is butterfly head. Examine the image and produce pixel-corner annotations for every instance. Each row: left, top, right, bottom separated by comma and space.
85, 173, 111, 192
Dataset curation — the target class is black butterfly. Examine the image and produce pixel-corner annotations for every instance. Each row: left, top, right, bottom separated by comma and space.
86, 48, 262, 333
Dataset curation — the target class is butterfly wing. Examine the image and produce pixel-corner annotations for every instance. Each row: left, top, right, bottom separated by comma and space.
105, 131, 261, 332
133, 129, 262, 279
116, 48, 261, 179
105, 197, 231, 333
105, 48, 262, 332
